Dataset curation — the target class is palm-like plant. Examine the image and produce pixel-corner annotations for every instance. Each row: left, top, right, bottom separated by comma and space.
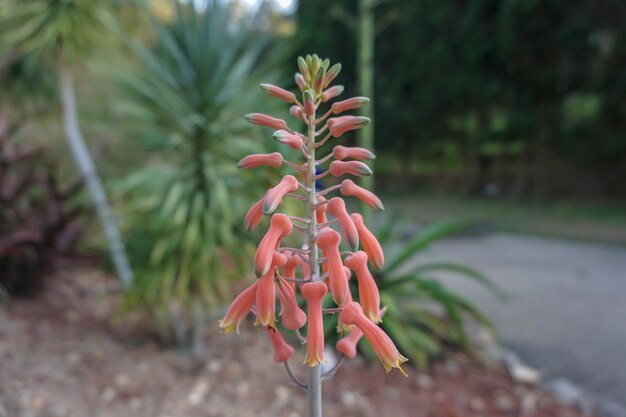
116, 2, 287, 346
0, 0, 133, 286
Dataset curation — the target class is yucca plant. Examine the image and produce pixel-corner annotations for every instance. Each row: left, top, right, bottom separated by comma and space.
323, 217, 502, 368
0, 0, 133, 287
116, 1, 287, 347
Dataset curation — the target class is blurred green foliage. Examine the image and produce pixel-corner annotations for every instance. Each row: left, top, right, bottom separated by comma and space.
115, 2, 287, 339
297, 0, 626, 198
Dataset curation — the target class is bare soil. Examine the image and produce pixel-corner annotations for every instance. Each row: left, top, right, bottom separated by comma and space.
0, 264, 598, 417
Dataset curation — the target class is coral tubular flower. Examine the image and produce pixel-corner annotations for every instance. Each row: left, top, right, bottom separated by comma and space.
237, 152, 283, 169
327, 116, 370, 137
301, 282, 328, 367
245, 113, 288, 130
344, 251, 381, 323
331, 97, 369, 114
316, 229, 348, 305
263, 175, 299, 214
327, 197, 359, 251
254, 214, 293, 277
282, 252, 303, 280
336, 327, 363, 359
315, 196, 328, 224
321, 85, 344, 102
273, 130, 304, 150
256, 252, 287, 328
350, 213, 384, 269
265, 326, 295, 363
340, 179, 384, 211
260, 83, 297, 104
336, 267, 354, 334
329, 160, 373, 177
332, 145, 376, 161
277, 277, 307, 330
245, 196, 264, 231
340, 302, 408, 375
219, 281, 258, 334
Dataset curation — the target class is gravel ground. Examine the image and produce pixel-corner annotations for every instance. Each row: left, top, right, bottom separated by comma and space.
0, 264, 599, 417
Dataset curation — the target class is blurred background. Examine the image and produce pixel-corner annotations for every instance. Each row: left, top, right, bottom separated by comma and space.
1, 1, 625, 417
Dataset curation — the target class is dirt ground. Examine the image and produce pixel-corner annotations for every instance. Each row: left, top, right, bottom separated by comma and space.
0, 264, 598, 417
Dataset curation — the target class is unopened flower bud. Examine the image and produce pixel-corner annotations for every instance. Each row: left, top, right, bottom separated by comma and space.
260, 83, 296, 104
331, 97, 369, 114
273, 130, 304, 150
295, 73, 307, 92
245, 113, 287, 130
303, 90, 315, 116
323, 63, 342, 88
321, 85, 344, 102
340, 179, 384, 211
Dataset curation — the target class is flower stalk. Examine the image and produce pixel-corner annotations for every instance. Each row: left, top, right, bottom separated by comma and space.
220, 54, 407, 417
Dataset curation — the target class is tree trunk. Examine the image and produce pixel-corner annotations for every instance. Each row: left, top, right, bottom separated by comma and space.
57, 52, 133, 288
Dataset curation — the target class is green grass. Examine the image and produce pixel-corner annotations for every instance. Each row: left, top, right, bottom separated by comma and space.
381, 192, 626, 245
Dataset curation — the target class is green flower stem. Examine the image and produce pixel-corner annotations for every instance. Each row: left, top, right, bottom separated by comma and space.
306, 110, 322, 417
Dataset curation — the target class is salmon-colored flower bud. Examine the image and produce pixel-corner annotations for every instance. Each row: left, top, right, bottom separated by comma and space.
256, 252, 287, 328
340, 302, 408, 375
301, 282, 328, 367
277, 277, 307, 330
237, 152, 282, 169
283, 252, 303, 279
254, 214, 293, 277
321, 85, 344, 102
260, 83, 297, 104
295, 73, 307, 92
219, 281, 258, 334
327, 116, 370, 137
327, 197, 359, 251
302, 258, 311, 280
323, 63, 341, 88
340, 179, 384, 211
273, 130, 304, 150
298, 56, 310, 81
263, 175, 299, 214
289, 105, 304, 120
303, 90, 315, 116
329, 160, 373, 177
313, 66, 326, 92
315, 196, 328, 224
316, 229, 348, 305
245, 113, 288, 130
336, 327, 364, 359
350, 213, 384, 269
345, 251, 381, 323
265, 326, 295, 362
245, 196, 264, 231
331, 97, 369, 114
332, 145, 376, 161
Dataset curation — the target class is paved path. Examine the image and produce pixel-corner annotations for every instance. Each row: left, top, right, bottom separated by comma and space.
410, 233, 626, 407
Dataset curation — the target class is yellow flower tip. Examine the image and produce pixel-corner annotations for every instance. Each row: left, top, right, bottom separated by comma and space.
304, 356, 326, 367
253, 315, 276, 329
218, 319, 238, 334
397, 364, 408, 377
